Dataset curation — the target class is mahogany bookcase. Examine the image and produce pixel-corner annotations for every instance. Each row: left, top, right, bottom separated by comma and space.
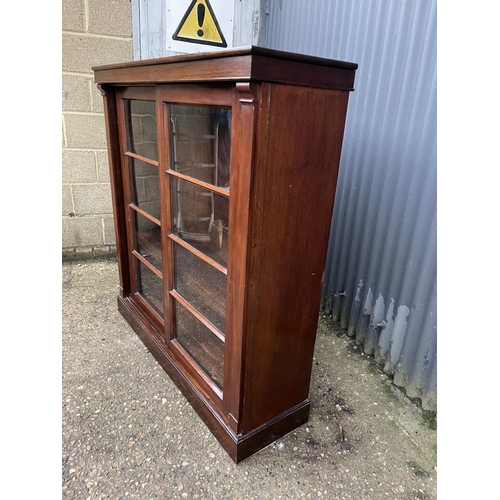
93, 46, 357, 463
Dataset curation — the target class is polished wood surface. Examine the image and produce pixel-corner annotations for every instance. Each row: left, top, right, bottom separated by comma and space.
93, 46, 357, 91
98, 85, 130, 297
96, 48, 356, 462
242, 83, 351, 432
93, 45, 358, 71
223, 82, 258, 433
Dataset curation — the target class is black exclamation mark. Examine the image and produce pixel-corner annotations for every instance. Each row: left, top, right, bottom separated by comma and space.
197, 3, 205, 37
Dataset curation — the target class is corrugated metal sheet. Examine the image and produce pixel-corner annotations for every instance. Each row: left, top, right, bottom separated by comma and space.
266, 0, 437, 411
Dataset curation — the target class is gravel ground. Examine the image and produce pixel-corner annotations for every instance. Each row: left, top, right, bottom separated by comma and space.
62, 259, 437, 499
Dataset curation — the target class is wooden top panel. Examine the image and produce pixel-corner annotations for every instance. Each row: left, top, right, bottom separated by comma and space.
93, 46, 357, 91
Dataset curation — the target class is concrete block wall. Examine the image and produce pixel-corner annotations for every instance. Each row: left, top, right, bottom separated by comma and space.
62, 0, 132, 258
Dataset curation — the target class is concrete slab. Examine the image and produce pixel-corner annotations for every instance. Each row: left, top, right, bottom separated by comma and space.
62, 259, 437, 499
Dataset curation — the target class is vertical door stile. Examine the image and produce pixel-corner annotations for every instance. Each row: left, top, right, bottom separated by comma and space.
157, 86, 175, 344
116, 92, 139, 297
223, 83, 258, 433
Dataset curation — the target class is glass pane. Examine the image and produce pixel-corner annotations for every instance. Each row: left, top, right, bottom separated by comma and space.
129, 100, 158, 161
174, 243, 226, 333
170, 177, 229, 267
137, 260, 164, 315
130, 157, 161, 220
134, 211, 162, 272
175, 301, 224, 390
169, 105, 231, 189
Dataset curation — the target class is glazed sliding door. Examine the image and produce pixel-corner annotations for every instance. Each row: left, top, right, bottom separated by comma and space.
159, 85, 233, 404
116, 87, 165, 333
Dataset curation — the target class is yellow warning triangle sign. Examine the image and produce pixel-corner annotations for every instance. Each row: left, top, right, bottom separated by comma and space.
172, 0, 227, 48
